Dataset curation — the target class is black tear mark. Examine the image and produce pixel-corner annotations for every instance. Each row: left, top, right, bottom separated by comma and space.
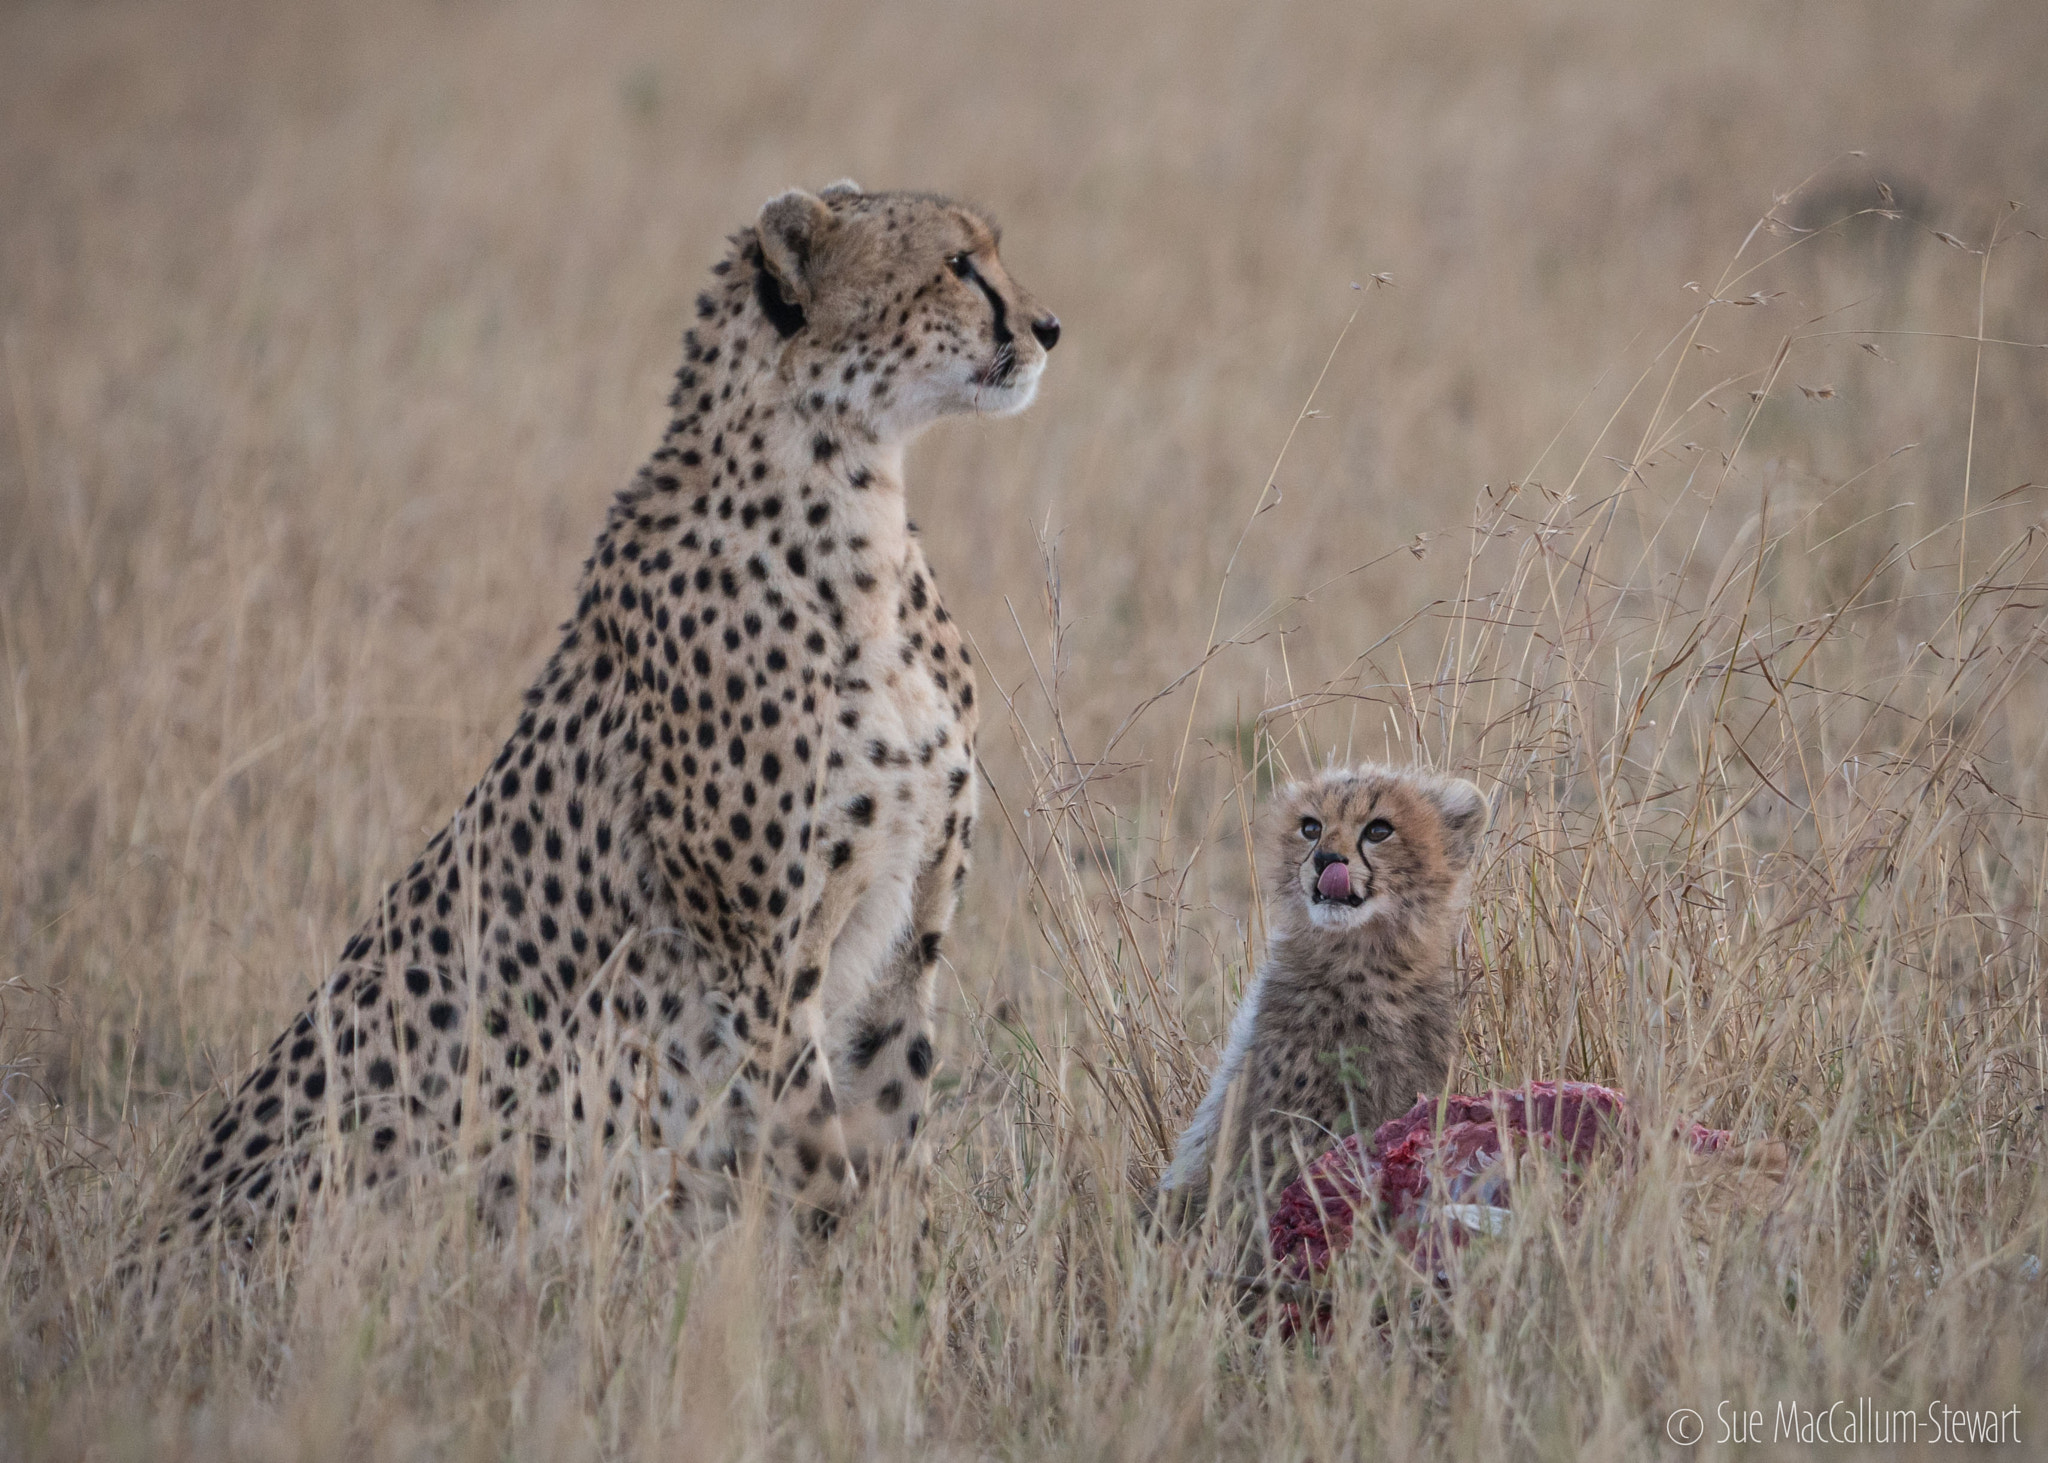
960, 261, 1012, 350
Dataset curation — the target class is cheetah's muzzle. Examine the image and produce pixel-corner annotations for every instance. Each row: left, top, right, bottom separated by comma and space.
1315, 859, 1358, 904
974, 341, 1018, 388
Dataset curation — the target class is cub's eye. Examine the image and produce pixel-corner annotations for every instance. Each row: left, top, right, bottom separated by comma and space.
1299, 818, 1322, 841
1362, 819, 1394, 844
947, 252, 973, 278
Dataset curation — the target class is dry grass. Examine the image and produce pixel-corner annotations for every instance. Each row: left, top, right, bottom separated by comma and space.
5, 0, 2048, 1457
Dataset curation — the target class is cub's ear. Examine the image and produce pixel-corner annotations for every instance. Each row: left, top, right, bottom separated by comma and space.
817, 178, 863, 202
756, 188, 838, 309
1431, 778, 1489, 872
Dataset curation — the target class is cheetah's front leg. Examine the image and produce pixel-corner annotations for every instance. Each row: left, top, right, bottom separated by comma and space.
812, 809, 968, 1199
750, 857, 875, 1214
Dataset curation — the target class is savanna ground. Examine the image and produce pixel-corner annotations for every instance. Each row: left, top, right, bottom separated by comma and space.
5, 0, 2048, 1457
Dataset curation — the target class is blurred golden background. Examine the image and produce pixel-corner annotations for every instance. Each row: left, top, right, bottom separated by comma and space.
4, 1, 2046, 1456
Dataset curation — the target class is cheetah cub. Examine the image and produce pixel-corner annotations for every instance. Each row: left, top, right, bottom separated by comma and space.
1156, 764, 1488, 1226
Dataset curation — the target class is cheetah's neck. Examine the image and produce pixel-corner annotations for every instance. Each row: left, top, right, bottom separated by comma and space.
597, 276, 923, 591
1267, 913, 1452, 994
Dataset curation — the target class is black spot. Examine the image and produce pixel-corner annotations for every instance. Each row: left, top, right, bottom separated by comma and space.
368, 1059, 396, 1090
905, 1033, 934, 1079
847, 1019, 903, 1071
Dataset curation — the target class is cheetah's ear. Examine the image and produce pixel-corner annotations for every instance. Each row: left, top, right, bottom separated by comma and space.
1430, 778, 1489, 873
817, 178, 864, 202
756, 188, 838, 311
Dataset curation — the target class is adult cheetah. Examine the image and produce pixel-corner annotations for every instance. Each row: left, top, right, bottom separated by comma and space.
157, 182, 1059, 1251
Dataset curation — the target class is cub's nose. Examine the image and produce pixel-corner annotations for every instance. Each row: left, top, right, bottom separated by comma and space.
1312, 850, 1353, 901
1031, 313, 1061, 350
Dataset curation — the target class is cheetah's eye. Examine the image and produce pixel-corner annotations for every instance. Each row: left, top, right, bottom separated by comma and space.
1299, 818, 1322, 841
1363, 819, 1394, 845
947, 253, 973, 279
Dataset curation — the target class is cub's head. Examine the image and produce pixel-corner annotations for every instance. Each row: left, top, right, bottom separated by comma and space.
743, 181, 1059, 437
1262, 765, 1489, 934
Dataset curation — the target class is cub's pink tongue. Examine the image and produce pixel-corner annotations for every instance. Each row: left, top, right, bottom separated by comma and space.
1317, 861, 1353, 901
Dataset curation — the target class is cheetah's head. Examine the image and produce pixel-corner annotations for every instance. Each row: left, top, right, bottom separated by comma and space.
748, 182, 1059, 439
1263, 765, 1488, 934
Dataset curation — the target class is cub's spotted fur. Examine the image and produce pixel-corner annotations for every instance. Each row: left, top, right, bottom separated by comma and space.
157, 182, 1059, 1252
1157, 765, 1488, 1225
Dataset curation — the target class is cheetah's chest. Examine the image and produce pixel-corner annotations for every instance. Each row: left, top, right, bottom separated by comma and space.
815, 578, 972, 1012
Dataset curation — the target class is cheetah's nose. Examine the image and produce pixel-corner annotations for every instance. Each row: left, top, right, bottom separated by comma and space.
1031, 314, 1061, 351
